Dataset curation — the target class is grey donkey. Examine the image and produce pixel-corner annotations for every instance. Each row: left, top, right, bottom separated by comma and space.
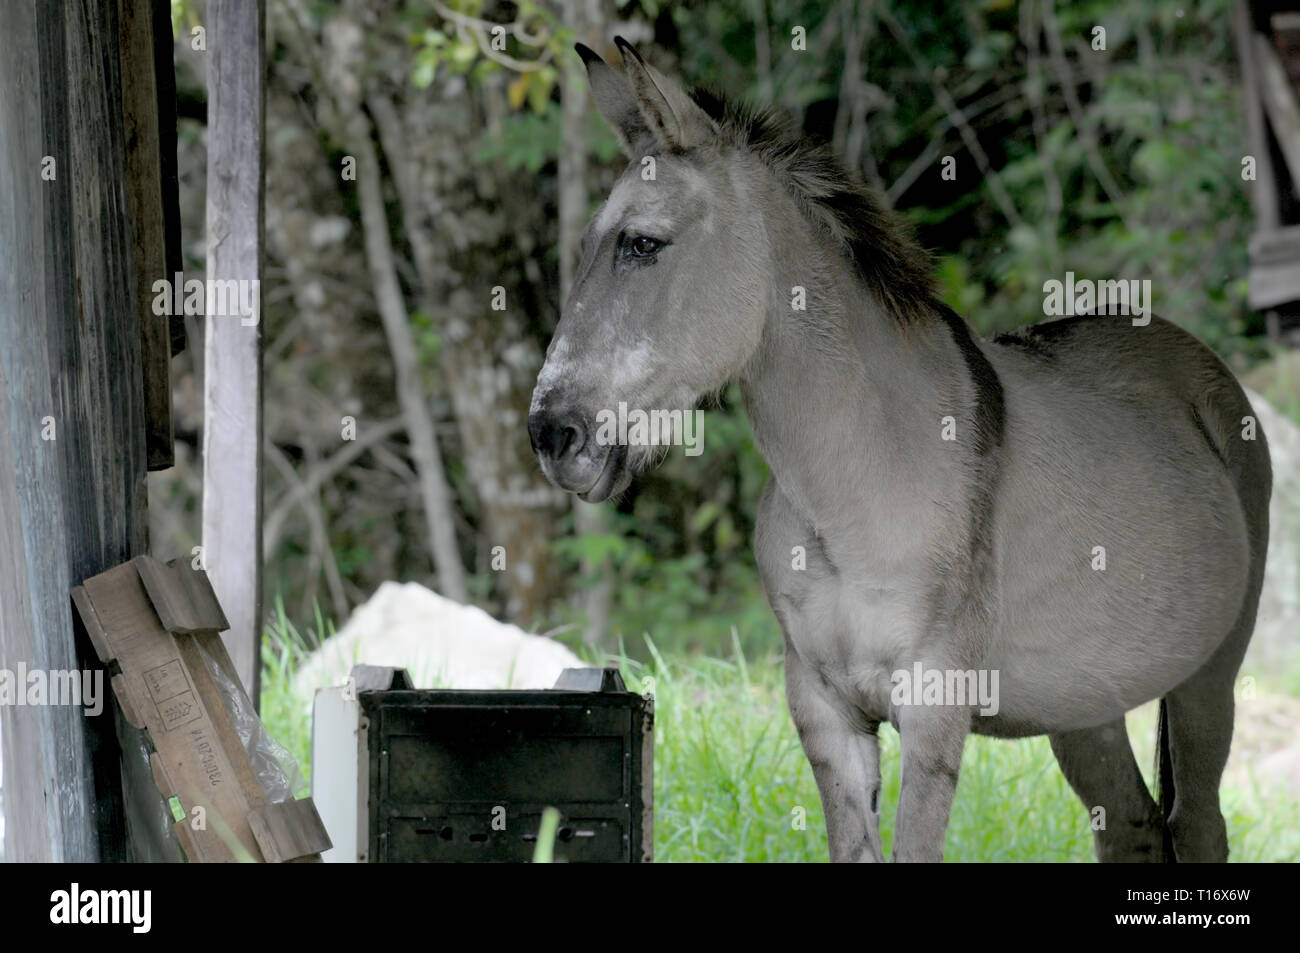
528, 38, 1271, 862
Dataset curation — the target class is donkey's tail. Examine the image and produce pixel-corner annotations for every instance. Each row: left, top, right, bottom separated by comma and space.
1155, 697, 1176, 862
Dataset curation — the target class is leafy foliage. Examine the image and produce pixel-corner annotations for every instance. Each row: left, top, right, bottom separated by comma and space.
166, 0, 1281, 662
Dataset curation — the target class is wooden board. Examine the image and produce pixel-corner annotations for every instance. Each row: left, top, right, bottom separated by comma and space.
1236, 0, 1280, 230
151, 0, 187, 357
202, 0, 266, 702
117, 0, 175, 470
0, 0, 147, 863
1255, 32, 1300, 189
1248, 225, 1300, 307
248, 798, 332, 863
74, 556, 330, 863
76, 560, 269, 862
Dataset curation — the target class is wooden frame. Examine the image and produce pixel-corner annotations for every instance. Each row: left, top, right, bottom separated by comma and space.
1238, 1, 1300, 314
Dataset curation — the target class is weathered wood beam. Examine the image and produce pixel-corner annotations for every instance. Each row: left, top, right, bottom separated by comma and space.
202, 0, 266, 703
0, 0, 145, 862
1235, 1, 1279, 230
1248, 224, 1300, 308
153, 0, 187, 358
1254, 32, 1300, 192
118, 0, 175, 470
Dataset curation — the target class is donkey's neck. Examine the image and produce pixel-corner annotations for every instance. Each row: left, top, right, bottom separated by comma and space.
740, 196, 976, 557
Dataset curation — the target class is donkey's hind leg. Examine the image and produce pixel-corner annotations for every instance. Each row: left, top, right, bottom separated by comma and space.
1049, 720, 1166, 862
1160, 579, 1260, 862
1162, 661, 1241, 862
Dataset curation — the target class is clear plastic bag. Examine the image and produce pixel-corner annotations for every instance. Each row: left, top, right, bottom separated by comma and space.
195, 636, 308, 803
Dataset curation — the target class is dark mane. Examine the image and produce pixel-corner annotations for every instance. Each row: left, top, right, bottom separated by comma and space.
690, 88, 940, 325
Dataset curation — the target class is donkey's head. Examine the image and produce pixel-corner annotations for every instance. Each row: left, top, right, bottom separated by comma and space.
528, 39, 771, 501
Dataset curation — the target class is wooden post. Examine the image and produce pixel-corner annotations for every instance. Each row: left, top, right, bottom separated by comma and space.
0, 0, 148, 862
202, 0, 266, 704
1235, 1, 1279, 231
153, 0, 187, 358
1254, 33, 1300, 190
119, 0, 176, 470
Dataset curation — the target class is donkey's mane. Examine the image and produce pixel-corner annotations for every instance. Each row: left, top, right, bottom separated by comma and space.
686, 90, 1004, 460
690, 88, 940, 326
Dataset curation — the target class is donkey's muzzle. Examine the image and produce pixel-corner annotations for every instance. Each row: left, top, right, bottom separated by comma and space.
528, 405, 626, 500
529, 401, 631, 502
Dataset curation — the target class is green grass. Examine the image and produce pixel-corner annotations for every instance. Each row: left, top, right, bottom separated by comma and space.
260, 615, 1300, 862
611, 644, 1299, 862
260, 599, 320, 781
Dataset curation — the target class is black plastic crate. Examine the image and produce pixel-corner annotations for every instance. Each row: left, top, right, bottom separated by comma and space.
360, 676, 653, 862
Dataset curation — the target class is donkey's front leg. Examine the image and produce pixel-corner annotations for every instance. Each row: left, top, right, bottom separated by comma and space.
893, 704, 969, 862
785, 647, 884, 862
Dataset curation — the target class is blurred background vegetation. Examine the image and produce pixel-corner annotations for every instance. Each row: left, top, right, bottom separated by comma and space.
144, 0, 1300, 861
153, 0, 1296, 664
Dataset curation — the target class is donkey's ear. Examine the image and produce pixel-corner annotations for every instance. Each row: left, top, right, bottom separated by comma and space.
576, 42, 656, 156
613, 36, 717, 152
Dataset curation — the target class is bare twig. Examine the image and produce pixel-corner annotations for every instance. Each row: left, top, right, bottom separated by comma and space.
752, 0, 773, 104
834, 0, 889, 197
352, 132, 470, 602
430, 0, 554, 72
932, 71, 1026, 230
263, 416, 405, 555
877, 6, 1024, 229
370, 442, 418, 482
266, 441, 349, 623
886, 83, 1025, 204
1022, 0, 1062, 270
886, 135, 944, 205
1040, 0, 1131, 226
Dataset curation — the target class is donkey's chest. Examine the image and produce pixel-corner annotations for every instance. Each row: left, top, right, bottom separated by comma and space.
755, 480, 940, 718
769, 571, 932, 718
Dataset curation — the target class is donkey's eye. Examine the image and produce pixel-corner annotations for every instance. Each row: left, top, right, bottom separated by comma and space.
622, 234, 666, 261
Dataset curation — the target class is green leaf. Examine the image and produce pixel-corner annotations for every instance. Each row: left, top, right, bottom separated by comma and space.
527, 66, 555, 115
411, 58, 436, 89
449, 39, 478, 71
690, 501, 721, 535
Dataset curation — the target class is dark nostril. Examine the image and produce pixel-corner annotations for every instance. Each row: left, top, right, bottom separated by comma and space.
558, 424, 581, 457
530, 412, 587, 462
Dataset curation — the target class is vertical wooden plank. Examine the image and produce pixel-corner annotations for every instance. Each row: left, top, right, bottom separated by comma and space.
118, 0, 175, 470
1254, 33, 1300, 188
1235, 0, 1279, 230
0, 0, 145, 862
202, 0, 265, 703
153, 0, 187, 357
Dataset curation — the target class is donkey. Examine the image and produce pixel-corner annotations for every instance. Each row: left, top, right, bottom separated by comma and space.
528, 38, 1272, 862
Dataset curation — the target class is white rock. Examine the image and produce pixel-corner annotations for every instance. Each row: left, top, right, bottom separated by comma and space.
292, 581, 584, 699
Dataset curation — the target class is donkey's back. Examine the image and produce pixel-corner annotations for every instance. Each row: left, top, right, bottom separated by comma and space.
980, 314, 1271, 736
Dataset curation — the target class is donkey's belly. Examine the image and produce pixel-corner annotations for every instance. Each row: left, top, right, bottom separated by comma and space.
975, 401, 1253, 736
980, 528, 1249, 736
974, 606, 1229, 738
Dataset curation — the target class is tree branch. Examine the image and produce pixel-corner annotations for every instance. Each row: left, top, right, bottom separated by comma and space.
430, 0, 554, 72
263, 416, 405, 555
